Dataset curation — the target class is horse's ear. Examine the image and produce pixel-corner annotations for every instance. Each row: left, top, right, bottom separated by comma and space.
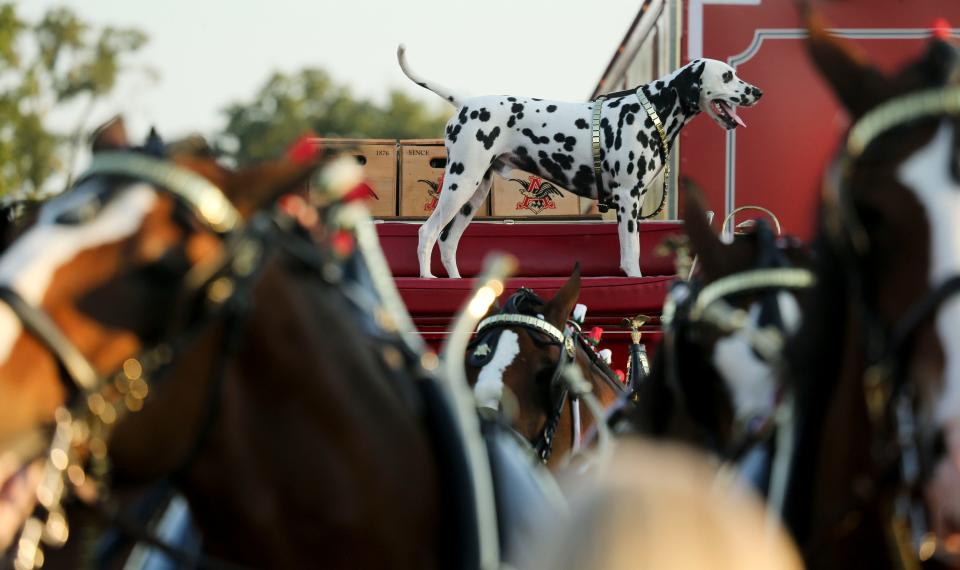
91, 116, 128, 152
226, 154, 324, 218
545, 263, 581, 329
798, 1, 891, 119
683, 183, 726, 279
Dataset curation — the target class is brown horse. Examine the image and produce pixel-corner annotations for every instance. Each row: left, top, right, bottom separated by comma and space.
627, 188, 813, 485
0, 119, 446, 568
782, 5, 960, 568
465, 267, 629, 469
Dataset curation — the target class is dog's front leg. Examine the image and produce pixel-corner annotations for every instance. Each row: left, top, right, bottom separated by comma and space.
617, 209, 643, 277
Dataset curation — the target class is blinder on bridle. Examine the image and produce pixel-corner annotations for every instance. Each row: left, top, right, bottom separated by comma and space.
822, 85, 960, 562
1, 150, 265, 570
468, 288, 624, 462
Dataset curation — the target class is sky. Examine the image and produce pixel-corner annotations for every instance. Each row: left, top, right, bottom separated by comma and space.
19, 0, 643, 142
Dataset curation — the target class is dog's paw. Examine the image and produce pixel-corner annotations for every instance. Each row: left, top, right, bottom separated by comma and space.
419, 272, 437, 279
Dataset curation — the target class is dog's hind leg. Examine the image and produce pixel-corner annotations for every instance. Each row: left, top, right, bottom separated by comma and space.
417, 169, 487, 278
438, 171, 493, 278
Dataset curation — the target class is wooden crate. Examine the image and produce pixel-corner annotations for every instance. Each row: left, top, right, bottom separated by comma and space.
490, 169, 581, 217
313, 138, 397, 217
399, 139, 490, 218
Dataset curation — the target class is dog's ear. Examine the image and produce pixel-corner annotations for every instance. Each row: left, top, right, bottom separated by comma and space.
676, 60, 705, 113
799, 3, 891, 119
544, 263, 581, 329
683, 182, 726, 280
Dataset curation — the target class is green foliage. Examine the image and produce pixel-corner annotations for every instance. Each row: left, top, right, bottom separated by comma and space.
220, 68, 452, 162
0, 3, 148, 197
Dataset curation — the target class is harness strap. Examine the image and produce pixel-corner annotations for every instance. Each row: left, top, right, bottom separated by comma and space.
888, 274, 960, 364
477, 313, 565, 344
591, 96, 611, 212
0, 287, 100, 393
80, 152, 242, 234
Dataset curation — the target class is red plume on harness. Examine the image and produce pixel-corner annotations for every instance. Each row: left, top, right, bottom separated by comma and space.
342, 181, 377, 204
286, 134, 322, 164
933, 17, 952, 40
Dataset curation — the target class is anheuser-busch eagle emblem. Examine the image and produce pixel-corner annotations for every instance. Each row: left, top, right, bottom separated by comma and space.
419, 173, 445, 211
511, 175, 563, 214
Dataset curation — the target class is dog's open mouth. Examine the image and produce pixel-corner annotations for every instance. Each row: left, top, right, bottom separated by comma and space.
711, 100, 746, 129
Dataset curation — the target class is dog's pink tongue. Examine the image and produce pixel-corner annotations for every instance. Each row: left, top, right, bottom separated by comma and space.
720, 101, 747, 128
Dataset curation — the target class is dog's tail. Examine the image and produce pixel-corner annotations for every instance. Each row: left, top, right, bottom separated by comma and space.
397, 44, 463, 107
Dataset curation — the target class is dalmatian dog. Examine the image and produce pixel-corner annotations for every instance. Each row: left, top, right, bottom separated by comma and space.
397, 45, 763, 278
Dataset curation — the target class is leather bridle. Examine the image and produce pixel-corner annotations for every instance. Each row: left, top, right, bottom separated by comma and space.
815, 85, 960, 564
469, 288, 626, 462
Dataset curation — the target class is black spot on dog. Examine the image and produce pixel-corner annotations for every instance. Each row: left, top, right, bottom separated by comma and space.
478, 108, 491, 122
562, 136, 576, 152
470, 110, 479, 119
614, 160, 620, 174
627, 162, 634, 175
572, 164, 594, 194
450, 183, 458, 191
448, 96, 455, 102
644, 118, 653, 128
637, 156, 646, 174
475, 126, 501, 150
554, 133, 566, 143
648, 161, 656, 172
521, 128, 550, 145
459, 107, 469, 124
449, 162, 465, 175
627, 220, 634, 233
516, 112, 524, 120
461, 203, 472, 217
608, 98, 621, 108
546, 104, 557, 113
513, 146, 538, 173
440, 220, 453, 241
722, 70, 733, 83
507, 97, 516, 102
511, 103, 524, 114
536, 109, 540, 113
446, 123, 462, 143
628, 151, 635, 160
637, 131, 649, 147
532, 98, 542, 101
625, 114, 635, 125
600, 118, 614, 148
537, 150, 569, 184
542, 123, 547, 128
507, 116, 517, 128
575, 118, 589, 129
551, 152, 574, 170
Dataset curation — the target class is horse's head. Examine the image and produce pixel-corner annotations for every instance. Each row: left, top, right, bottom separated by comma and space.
465, 266, 625, 464
800, 4, 960, 560
638, 186, 811, 455
0, 118, 322, 540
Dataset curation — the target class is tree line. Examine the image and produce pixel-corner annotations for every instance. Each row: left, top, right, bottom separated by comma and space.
0, 3, 450, 197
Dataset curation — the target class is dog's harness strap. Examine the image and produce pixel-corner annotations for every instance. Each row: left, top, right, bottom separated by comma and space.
635, 88, 671, 220
591, 96, 612, 212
